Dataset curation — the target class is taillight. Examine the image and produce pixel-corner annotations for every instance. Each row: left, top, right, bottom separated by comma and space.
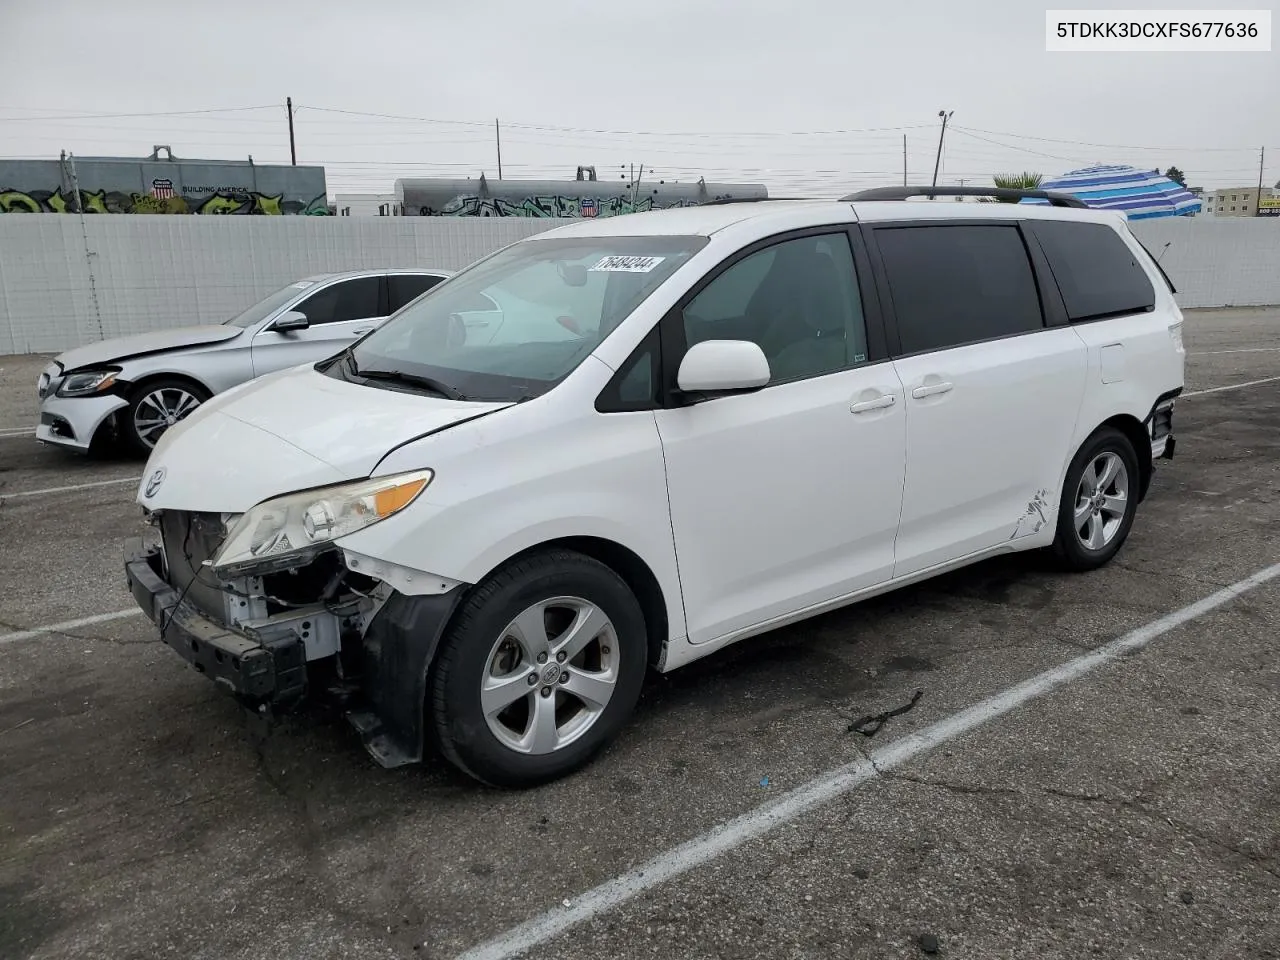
1168, 321, 1184, 353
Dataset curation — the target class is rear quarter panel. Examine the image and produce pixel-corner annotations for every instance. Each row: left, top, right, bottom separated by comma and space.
1064, 222, 1185, 457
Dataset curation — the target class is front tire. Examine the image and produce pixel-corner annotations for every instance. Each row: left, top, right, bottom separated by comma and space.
1052, 426, 1140, 572
429, 549, 648, 788
122, 378, 210, 456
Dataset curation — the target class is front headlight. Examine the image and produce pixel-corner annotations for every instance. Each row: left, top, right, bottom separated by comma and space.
56, 368, 119, 397
210, 469, 434, 576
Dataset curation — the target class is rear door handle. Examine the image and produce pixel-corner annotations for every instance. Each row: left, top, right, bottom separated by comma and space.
850, 394, 896, 414
353, 326, 373, 335
911, 381, 954, 399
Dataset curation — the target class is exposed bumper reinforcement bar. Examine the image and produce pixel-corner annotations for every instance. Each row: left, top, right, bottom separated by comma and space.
123, 537, 306, 706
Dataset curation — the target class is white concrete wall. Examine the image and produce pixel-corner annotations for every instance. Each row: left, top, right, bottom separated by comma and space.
0, 216, 568, 355
0, 213, 1276, 356
1128, 217, 1280, 309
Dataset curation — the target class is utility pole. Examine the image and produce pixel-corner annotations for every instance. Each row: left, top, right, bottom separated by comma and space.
495, 119, 503, 179
1255, 145, 1265, 216
66, 151, 82, 213
286, 97, 296, 165
902, 134, 907, 186
931, 109, 953, 190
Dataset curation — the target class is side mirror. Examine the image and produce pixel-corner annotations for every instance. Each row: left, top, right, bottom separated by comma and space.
272, 310, 309, 332
676, 340, 770, 395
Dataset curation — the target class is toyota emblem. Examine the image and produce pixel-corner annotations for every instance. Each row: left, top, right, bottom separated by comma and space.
144, 467, 167, 498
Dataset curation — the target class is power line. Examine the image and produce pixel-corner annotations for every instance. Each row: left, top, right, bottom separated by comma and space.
951, 123, 1269, 154
0, 104, 280, 122
295, 104, 933, 139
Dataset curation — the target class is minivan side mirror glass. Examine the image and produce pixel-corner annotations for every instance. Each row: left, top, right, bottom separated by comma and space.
676, 340, 771, 394
272, 310, 310, 332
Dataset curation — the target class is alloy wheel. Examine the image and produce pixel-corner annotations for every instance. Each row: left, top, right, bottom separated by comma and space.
480, 596, 619, 755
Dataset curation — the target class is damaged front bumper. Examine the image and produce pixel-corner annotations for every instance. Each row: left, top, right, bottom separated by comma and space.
123, 526, 468, 768
124, 538, 308, 708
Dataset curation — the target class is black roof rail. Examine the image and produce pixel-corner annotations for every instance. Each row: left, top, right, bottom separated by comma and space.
842, 185, 1089, 209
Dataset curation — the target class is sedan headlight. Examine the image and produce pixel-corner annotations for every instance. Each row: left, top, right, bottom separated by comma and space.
56, 368, 119, 397
210, 469, 434, 576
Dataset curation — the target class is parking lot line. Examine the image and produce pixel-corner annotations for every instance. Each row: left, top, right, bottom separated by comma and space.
1183, 375, 1280, 399
0, 476, 140, 500
0, 427, 32, 437
452, 558, 1280, 960
1190, 347, 1280, 356
0, 608, 143, 646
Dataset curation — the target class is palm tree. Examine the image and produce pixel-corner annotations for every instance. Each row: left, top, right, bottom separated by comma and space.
989, 171, 1043, 201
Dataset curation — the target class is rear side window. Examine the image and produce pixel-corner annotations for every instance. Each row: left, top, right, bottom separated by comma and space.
875, 225, 1044, 355
296, 276, 382, 325
388, 273, 445, 312
1029, 220, 1156, 322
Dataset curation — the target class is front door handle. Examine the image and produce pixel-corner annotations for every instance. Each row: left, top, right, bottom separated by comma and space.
911, 381, 954, 399
850, 394, 897, 414
352, 326, 373, 335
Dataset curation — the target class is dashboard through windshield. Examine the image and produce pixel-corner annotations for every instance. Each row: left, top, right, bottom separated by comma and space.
329, 235, 707, 402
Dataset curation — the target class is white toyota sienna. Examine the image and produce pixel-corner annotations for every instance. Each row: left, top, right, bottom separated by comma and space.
124, 187, 1185, 787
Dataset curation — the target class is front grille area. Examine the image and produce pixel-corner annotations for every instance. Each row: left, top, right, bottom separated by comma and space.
159, 510, 231, 623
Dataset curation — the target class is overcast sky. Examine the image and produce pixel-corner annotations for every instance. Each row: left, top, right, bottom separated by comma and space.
2, 0, 1277, 197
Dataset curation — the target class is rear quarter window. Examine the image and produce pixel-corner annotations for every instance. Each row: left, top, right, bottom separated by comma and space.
1029, 220, 1156, 322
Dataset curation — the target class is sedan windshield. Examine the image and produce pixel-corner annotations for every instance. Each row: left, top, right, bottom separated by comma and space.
338, 235, 707, 402
223, 280, 318, 328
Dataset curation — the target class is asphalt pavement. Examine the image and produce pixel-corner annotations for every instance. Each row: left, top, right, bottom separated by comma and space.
1, 307, 1277, 960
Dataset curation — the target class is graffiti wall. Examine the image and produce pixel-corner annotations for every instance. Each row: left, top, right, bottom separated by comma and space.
0, 186, 329, 215
397, 175, 769, 218
0, 153, 330, 215
422, 193, 734, 218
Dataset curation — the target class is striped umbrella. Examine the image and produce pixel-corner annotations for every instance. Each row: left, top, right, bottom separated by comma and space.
1020, 164, 1202, 219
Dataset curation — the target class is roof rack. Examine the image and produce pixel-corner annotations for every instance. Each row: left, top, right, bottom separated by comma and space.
841, 186, 1089, 209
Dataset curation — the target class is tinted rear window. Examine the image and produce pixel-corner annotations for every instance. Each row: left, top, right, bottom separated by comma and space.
389, 273, 445, 312
1030, 220, 1156, 322
875, 224, 1044, 355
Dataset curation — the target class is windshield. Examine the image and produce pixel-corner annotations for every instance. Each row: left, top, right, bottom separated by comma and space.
339, 235, 707, 402
223, 280, 318, 328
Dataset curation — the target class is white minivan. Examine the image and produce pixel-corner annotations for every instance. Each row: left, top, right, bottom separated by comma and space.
124, 188, 1185, 787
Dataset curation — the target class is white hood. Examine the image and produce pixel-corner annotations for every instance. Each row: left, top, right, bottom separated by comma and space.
139, 365, 512, 512
56, 325, 242, 372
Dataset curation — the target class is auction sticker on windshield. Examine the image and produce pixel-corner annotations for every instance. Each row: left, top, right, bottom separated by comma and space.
589, 255, 667, 273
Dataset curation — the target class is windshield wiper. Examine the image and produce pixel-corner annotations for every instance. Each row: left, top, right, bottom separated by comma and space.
355, 366, 468, 401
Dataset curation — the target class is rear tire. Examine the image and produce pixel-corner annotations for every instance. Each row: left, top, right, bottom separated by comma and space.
1051, 426, 1141, 572
428, 549, 648, 788
122, 378, 210, 457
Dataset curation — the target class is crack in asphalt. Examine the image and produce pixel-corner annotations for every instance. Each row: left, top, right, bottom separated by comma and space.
875, 769, 1280, 882
1110, 561, 1234, 589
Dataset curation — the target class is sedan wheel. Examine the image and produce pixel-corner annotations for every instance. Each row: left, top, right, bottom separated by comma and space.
123, 379, 210, 455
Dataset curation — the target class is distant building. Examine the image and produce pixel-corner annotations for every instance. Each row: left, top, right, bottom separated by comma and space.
395, 167, 768, 217
0, 145, 328, 215
1201, 185, 1275, 217
334, 193, 400, 216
